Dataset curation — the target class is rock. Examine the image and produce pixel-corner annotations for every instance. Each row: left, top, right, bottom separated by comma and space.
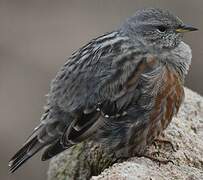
91, 157, 203, 180
47, 88, 203, 180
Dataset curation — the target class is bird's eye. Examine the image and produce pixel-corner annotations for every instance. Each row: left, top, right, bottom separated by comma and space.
157, 26, 167, 32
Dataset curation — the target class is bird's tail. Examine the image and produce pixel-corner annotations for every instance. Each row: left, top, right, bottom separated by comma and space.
8, 136, 46, 173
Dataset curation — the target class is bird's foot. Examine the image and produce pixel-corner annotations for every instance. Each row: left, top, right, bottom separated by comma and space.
142, 153, 174, 166
153, 138, 177, 152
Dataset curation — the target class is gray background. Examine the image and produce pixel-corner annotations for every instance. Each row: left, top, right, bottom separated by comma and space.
0, 0, 202, 180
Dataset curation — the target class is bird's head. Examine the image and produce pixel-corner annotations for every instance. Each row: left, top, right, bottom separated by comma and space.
121, 8, 198, 49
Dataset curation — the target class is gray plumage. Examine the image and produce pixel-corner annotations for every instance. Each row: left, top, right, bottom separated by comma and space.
9, 8, 197, 173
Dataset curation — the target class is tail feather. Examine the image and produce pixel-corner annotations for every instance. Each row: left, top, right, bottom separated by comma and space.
9, 136, 45, 173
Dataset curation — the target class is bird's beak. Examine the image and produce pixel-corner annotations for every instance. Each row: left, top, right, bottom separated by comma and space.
176, 24, 198, 33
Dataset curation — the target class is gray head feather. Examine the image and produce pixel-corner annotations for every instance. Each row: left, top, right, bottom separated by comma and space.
120, 8, 184, 49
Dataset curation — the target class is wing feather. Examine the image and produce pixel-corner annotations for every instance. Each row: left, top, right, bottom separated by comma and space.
61, 54, 156, 146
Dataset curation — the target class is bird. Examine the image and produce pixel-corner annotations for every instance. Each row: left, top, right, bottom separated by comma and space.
9, 8, 198, 173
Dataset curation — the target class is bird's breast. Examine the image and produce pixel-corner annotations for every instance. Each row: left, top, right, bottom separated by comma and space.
146, 66, 184, 144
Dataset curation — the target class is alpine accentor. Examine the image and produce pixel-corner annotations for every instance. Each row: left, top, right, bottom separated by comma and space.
9, 8, 197, 173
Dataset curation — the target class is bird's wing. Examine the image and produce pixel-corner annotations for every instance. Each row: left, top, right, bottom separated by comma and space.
47, 31, 157, 147
60, 54, 158, 147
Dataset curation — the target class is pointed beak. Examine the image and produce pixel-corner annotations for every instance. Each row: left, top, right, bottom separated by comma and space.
176, 24, 198, 33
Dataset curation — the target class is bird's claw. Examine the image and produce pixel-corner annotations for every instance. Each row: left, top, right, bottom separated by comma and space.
142, 154, 174, 166
153, 138, 177, 152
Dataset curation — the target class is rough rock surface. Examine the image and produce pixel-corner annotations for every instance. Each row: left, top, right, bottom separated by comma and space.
48, 88, 203, 180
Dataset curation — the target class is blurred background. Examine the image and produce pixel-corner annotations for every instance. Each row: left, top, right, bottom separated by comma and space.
0, 0, 202, 180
